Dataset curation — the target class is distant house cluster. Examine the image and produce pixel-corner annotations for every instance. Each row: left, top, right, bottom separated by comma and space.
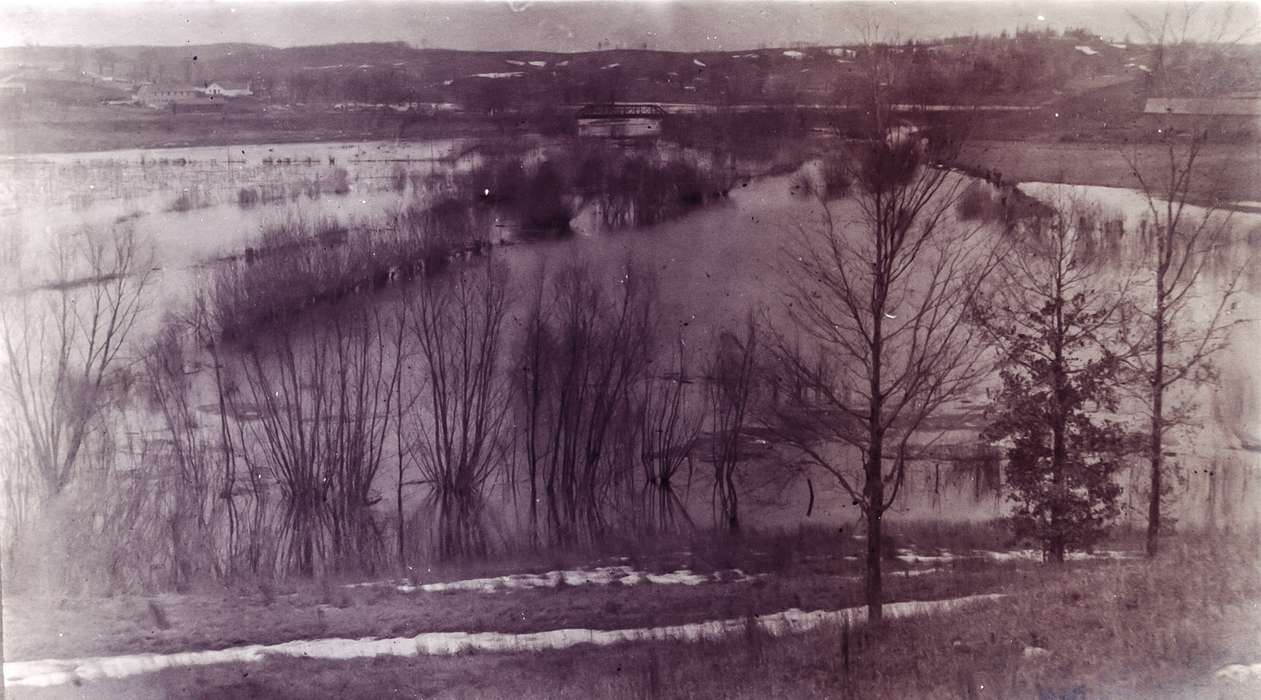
132, 80, 253, 109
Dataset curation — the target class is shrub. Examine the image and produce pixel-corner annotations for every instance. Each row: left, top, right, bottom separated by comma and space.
237, 187, 260, 208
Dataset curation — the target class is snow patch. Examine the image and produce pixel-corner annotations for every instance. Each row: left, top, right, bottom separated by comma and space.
347, 565, 747, 593
1075, 46, 1099, 56
601, 63, 621, 70
783, 50, 805, 59
528, 61, 547, 67
505, 60, 526, 66
895, 549, 958, 564
473, 72, 523, 79
978, 549, 1138, 562
3, 594, 1005, 688
693, 59, 707, 67
1217, 663, 1261, 682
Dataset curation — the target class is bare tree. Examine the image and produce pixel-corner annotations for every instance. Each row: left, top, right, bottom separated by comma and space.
1121, 6, 1252, 557
142, 317, 225, 589
408, 263, 511, 559
637, 338, 702, 535
705, 313, 761, 534
1, 228, 153, 501
515, 259, 655, 547
235, 302, 402, 576
770, 126, 998, 621
1120, 133, 1246, 557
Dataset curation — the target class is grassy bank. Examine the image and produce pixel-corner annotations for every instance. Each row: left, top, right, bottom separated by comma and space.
960, 139, 1261, 204
12, 536, 1254, 699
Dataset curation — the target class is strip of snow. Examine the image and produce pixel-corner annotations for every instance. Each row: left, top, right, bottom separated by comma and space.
896, 549, 958, 564
346, 565, 750, 593
601, 63, 621, 70
978, 549, 1139, 562
505, 60, 526, 66
783, 50, 805, 59
556, 60, 570, 67
528, 60, 547, 67
1110, 43, 1128, 49
473, 72, 523, 79
3, 594, 1004, 688
1217, 663, 1261, 682
693, 59, 707, 67
1075, 46, 1099, 56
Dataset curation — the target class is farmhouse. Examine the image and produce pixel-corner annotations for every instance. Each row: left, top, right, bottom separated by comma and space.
576, 103, 667, 137
201, 81, 253, 97
1142, 96, 1261, 138
134, 84, 200, 107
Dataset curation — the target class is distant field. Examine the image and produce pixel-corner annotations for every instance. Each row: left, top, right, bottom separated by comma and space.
0, 107, 511, 155
961, 139, 1261, 204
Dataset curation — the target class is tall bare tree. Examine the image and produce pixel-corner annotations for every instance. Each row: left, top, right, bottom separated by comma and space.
1123, 7, 1251, 556
771, 125, 998, 621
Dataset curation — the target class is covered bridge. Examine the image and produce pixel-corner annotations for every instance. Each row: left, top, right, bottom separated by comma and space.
576, 103, 667, 137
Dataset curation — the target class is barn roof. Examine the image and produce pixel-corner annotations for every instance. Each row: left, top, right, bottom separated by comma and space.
1144, 97, 1261, 116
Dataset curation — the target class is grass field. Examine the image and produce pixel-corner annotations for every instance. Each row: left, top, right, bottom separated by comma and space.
6, 526, 1258, 699
960, 139, 1261, 204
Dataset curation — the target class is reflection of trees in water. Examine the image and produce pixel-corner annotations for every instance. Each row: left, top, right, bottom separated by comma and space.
913, 455, 1003, 513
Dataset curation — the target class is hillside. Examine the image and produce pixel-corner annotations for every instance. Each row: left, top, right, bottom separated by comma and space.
6, 33, 1257, 110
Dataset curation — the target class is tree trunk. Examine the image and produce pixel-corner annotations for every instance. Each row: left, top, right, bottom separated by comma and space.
864, 497, 883, 624
1148, 281, 1167, 558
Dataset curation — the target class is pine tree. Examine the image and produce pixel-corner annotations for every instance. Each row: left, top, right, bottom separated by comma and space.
978, 201, 1130, 562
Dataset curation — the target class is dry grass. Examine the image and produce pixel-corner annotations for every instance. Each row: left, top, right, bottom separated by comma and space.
15, 536, 1257, 699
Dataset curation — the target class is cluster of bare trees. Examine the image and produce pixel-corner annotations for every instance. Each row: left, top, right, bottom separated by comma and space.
1, 11, 1249, 621
0, 235, 777, 590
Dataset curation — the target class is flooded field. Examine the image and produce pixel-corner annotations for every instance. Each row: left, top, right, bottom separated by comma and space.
5, 137, 1260, 541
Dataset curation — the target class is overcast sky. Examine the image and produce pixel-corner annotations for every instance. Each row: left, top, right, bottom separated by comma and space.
1, 1, 1255, 51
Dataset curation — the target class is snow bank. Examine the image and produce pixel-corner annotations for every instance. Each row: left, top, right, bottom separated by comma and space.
346, 565, 749, 593
3, 594, 1005, 688
895, 549, 958, 564
979, 549, 1139, 563
1218, 663, 1261, 682
895, 548, 1140, 564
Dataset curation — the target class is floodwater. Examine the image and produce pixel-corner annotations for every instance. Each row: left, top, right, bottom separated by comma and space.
3, 139, 1260, 537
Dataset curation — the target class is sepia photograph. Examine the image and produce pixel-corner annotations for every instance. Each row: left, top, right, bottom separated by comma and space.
0, 0, 1259, 697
